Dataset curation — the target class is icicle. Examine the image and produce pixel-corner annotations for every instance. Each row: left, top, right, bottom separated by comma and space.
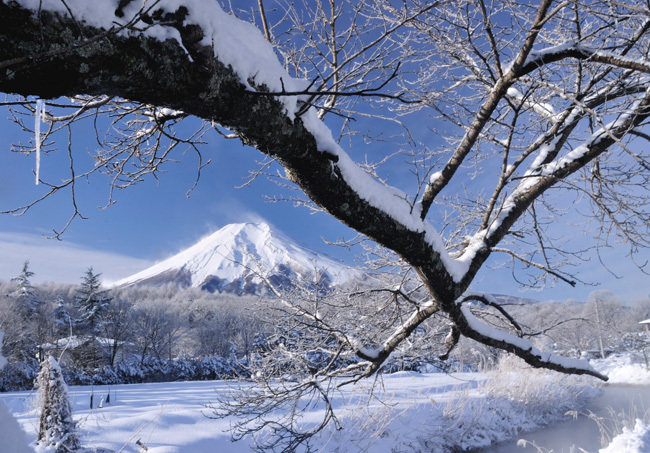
34, 99, 45, 185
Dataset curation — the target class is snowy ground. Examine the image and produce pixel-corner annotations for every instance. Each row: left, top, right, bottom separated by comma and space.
592, 353, 650, 386
3, 373, 483, 452
0, 363, 594, 452
2, 353, 650, 452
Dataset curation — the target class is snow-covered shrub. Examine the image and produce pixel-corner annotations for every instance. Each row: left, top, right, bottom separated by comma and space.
431, 355, 594, 451
36, 354, 81, 452
0, 331, 34, 452
197, 355, 246, 380
482, 355, 592, 410
600, 419, 650, 453
114, 361, 145, 383
91, 366, 120, 385
168, 355, 197, 381
0, 360, 39, 391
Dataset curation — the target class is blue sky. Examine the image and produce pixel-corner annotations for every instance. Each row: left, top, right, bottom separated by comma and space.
0, 108, 359, 284
0, 103, 648, 304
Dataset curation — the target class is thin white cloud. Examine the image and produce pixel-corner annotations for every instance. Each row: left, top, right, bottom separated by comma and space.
204, 197, 270, 226
0, 232, 152, 286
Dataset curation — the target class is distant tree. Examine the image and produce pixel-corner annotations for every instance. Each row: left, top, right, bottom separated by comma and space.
0, 293, 31, 362
36, 354, 81, 453
133, 301, 183, 364
101, 298, 134, 366
1, 262, 44, 362
10, 261, 40, 319
52, 296, 75, 338
0, 330, 33, 453
74, 267, 111, 335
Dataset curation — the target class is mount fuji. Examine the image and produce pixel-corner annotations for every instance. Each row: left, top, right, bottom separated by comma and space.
115, 222, 354, 295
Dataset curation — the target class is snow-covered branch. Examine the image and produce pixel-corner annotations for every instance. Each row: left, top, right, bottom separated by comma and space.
457, 303, 607, 379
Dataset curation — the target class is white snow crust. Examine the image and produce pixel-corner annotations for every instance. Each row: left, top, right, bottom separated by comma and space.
5, 350, 649, 452
592, 354, 650, 385
600, 419, 650, 453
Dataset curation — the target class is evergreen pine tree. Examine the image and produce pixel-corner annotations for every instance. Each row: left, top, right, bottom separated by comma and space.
10, 260, 40, 319
36, 354, 81, 452
52, 296, 74, 337
6, 261, 40, 362
74, 267, 111, 334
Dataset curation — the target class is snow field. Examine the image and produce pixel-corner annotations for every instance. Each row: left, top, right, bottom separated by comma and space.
1, 360, 598, 453
592, 353, 650, 385
4, 353, 650, 452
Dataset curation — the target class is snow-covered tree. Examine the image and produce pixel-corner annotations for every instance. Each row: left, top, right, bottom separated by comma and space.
101, 297, 134, 366
2, 262, 44, 362
4, 0, 650, 446
74, 267, 111, 334
36, 354, 80, 453
4, 0, 631, 378
0, 331, 34, 453
52, 296, 74, 338
10, 261, 40, 319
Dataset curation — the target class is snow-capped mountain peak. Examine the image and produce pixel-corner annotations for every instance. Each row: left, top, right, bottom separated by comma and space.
115, 222, 353, 295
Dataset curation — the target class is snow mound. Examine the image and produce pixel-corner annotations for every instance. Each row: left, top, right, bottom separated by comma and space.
592, 354, 650, 385
600, 419, 650, 453
0, 401, 34, 453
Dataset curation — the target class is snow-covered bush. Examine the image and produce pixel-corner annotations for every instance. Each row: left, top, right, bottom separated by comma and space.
36, 354, 81, 453
0, 360, 39, 391
197, 355, 247, 380
0, 331, 34, 452
432, 355, 594, 451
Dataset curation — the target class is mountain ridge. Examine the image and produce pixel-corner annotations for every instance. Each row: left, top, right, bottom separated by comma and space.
114, 222, 354, 295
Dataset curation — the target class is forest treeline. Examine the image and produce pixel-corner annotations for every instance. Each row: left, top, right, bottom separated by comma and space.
0, 263, 271, 390
1, 262, 649, 391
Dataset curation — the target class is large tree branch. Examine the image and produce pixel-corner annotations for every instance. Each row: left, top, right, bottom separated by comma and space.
0, 2, 460, 304
521, 43, 650, 76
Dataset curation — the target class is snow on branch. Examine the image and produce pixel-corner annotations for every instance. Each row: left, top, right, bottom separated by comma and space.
458, 303, 607, 380
9, 0, 474, 285
521, 42, 650, 76
460, 291, 524, 336
474, 86, 650, 266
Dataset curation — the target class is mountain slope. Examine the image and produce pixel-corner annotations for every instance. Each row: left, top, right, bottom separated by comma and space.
115, 222, 353, 295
